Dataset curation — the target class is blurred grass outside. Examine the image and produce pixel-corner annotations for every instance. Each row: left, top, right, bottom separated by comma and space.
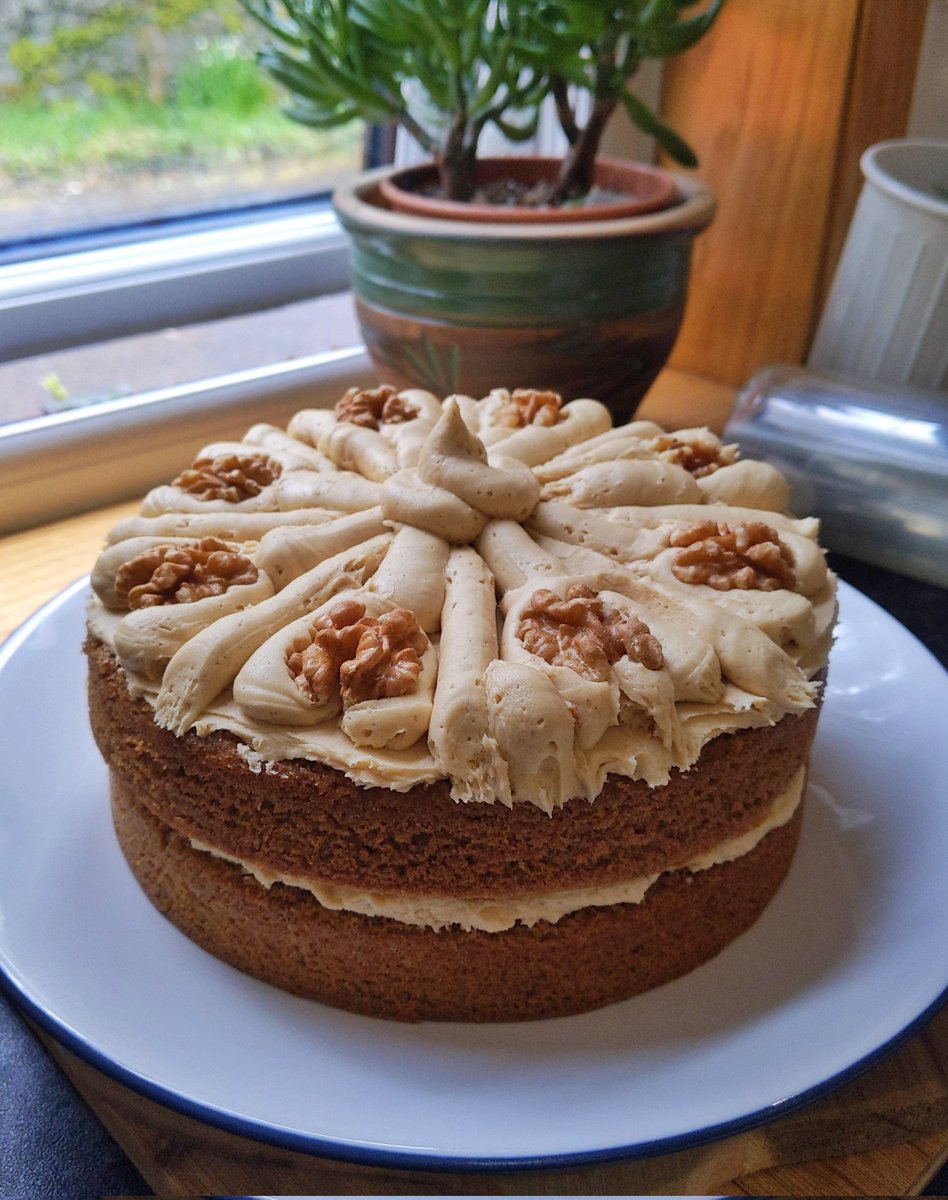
0, 42, 364, 240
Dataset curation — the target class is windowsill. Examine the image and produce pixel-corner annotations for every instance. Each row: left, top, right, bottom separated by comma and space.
0, 291, 361, 426
0, 296, 375, 535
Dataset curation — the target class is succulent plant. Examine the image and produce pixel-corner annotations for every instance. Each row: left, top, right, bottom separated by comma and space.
239, 0, 724, 202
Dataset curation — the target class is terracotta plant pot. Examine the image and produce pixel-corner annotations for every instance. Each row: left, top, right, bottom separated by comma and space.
377, 155, 679, 223
332, 159, 714, 423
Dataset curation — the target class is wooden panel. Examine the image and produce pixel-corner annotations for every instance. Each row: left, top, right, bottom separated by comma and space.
636, 366, 736, 433
659, 0, 926, 387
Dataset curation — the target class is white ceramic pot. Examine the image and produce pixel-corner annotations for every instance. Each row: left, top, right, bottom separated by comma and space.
808, 139, 948, 393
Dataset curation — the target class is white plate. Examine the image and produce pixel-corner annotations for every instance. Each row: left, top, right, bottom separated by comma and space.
0, 579, 946, 1168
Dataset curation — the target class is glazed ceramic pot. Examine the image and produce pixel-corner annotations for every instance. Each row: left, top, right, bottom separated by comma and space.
332, 160, 714, 423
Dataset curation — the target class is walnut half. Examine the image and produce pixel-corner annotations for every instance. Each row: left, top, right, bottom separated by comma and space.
645, 433, 738, 478
518, 585, 663, 681
334, 385, 419, 430
670, 520, 796, 591
173, 452, 280, 502
288, 600, 428, 705
114, 539, 258, 609
493, 388, 564, 429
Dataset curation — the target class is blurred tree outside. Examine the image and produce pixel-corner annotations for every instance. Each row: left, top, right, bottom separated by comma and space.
0, 0, 363, 241
7, 0, 245, 104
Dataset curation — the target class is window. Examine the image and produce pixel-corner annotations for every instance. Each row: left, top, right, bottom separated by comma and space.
0, 5, 664, 533
0, 1, 371, 405
1, 340, 376, 533
0, 2, 382, 531
0, 2, 364, 245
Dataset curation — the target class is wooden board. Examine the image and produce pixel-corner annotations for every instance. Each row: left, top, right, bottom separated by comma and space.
660, 0, 928, 387
31, 1005, 948, 1196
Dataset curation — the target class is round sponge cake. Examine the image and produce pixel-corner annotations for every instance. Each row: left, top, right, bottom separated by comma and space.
85, 385, 836, 1021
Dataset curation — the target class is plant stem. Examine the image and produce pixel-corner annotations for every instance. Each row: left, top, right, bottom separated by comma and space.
555, 96, 617, 199
437, 111, 476, 200
551, 77, 579, 146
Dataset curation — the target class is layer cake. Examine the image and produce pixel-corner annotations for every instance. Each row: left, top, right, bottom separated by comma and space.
86, 385, 836, 1021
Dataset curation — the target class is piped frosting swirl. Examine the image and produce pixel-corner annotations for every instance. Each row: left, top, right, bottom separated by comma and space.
88, 385, 836, 809
381, 397, 540, 542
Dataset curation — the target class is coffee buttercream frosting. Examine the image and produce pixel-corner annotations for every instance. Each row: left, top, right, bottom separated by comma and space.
88, 384, 836, 807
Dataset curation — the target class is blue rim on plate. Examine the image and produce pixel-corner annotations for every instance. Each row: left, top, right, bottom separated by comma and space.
1, 577, 946, 1171
3, 963, 947, 1172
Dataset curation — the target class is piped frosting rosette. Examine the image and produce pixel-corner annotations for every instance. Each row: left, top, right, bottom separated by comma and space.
88, 384, 836, 808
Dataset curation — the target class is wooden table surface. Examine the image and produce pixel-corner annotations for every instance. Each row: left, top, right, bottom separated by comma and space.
2, 369, 946, 1195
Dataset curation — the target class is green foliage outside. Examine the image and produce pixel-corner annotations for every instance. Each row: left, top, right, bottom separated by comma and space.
7, 0, 243, 102
0, 55, 356, 185
0, 5, 359, 191
174, 42, 272, 112
0, 88, 354, 184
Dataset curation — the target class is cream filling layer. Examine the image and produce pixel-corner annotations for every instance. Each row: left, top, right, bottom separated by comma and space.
188, 766, 805, 933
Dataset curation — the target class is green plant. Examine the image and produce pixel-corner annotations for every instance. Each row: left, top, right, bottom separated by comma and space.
237, 0, 724, 202
531, 0, 724, 197
238, 0, 548, 201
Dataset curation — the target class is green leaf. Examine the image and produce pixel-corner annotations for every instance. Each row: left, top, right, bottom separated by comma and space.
236, 0, 305, 48
413, 2, 463, 68
639, 0, 678, 27
547, 1, 606, 41
640, 0, 724, 57
284, 99, 362, 129
621, 87, 698, 166
470, 31, 512, 111
350, 0, 415, 43
494, 111, 541, 142
261, 44, 393, 119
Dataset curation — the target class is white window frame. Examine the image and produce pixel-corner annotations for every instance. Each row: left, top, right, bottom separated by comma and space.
0, 199, 351, 361
0, 343, 375, 534
0, 195, 370, 534
0, 115, 383, 523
